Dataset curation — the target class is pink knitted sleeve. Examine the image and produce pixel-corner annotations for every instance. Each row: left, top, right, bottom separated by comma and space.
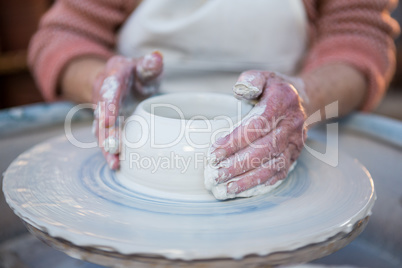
28, 0, 138, 101
302, 0, 400, 111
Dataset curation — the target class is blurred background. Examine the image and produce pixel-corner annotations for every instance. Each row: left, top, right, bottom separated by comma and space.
0, 0, 52, 109
0, 0, 401, 119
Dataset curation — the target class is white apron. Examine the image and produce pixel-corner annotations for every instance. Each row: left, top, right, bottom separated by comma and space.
117, 0, 308, 94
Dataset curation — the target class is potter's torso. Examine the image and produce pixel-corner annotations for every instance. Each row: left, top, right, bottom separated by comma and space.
117, 0, 308, 93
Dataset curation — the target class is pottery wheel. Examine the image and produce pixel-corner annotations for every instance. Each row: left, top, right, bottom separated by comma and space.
2, 128, 375, 265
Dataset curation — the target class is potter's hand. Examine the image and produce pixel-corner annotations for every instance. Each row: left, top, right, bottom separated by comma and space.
206, 71, 307, 199
93, 52, 163, 169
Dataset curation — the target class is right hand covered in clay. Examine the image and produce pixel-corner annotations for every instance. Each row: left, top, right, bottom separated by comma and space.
205, 71, 307, 200
93, 52, 163, 170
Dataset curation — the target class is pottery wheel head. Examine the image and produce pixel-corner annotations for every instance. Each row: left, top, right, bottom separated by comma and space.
2, 129, 375, 261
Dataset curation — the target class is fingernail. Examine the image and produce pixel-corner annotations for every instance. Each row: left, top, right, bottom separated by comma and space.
101, 76, 119, 100
109, 160, 119, 170
215, 169, 232, 184
107, 155, 119, 170
143, 53, 158, 67
227, 181, 239, 194
139, 51, 163, 74
212, 149, 226, 163
152, 50, 163, 58
103, 136, 120, 155
207, 149, 226, 167
218, 158, 231, 168
233, 82, 261, 100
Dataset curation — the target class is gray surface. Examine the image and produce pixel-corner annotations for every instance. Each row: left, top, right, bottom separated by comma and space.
0, 101, 91, 242
309, 124, 402, 267
0, 233, 101, 268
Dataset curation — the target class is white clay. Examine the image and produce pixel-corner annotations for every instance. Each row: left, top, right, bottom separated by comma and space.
212, 179, 284, 200
119, 92, 252, 196
103, 136, 119, 154
101, 76, 119, 101
233, 81, 262, 100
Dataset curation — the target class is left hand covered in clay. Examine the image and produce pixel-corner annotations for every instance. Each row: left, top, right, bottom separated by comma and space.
93, 52, 163, 170
205, 71, 307, 199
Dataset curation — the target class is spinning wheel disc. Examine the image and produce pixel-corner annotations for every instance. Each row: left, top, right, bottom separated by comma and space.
3, 129, 375, 261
